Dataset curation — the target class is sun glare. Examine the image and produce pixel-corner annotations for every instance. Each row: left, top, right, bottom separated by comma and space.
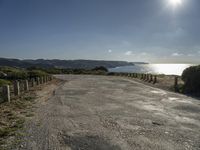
169, 0, 182, 7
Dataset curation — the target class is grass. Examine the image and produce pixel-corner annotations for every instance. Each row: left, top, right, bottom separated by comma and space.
116, 73, 185, 93
0, 93, 36, 149
0, 79, 11, 86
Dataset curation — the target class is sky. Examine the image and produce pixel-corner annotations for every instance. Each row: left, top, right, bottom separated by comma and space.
0, 0, 200, 63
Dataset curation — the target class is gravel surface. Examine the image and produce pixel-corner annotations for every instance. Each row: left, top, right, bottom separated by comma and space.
17, 75, 200, 150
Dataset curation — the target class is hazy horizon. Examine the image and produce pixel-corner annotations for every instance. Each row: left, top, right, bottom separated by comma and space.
0, 0, 200, 63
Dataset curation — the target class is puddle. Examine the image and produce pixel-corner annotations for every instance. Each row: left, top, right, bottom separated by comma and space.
162, 97, 193, 104
168, 97, 179, 100
142, 104, 164, 112
150, 90, 166, 95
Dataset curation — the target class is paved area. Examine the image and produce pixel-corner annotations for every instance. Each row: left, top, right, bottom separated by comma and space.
19, 75, 200, 150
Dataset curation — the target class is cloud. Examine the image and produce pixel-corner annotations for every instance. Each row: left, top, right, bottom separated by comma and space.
187, 54, 194, 57
108, 49, 112, 53
172, 52, 183, 57
140, 52, 147, 56
122, 41, 131, 47
125, 51, 132, 56
198, 51, 200, 54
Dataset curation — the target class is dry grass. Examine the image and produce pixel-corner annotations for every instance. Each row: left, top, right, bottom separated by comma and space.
0, 79, 61, 149
125, 74, 184, 92
0, 93, 36, 149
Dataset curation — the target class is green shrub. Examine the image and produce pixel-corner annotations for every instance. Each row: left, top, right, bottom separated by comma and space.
181, 65, 200, 94
92, 66, 108, 72
107, 72, 117, 76
0, 79, 11, 86
0, 67, 28, 79
28, 70, 48, 78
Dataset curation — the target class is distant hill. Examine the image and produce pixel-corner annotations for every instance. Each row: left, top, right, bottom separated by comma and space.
0, 58, 140, 69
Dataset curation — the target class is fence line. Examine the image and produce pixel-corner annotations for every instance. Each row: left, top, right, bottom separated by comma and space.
111, 72, 179, 92
0, 76, 53, 103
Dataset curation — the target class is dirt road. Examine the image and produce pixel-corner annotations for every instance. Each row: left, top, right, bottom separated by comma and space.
18, 75, 200, 150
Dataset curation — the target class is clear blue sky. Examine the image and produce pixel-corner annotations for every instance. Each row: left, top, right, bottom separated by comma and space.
0, 0, 200, 63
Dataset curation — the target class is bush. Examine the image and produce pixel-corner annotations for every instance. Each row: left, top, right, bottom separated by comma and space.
0, 79, 11, 86
181, 65, 200, 94
92, 66, 108, 72
28, 70, 48, 78
107, 72, 116, 76
0, 67, 28, 79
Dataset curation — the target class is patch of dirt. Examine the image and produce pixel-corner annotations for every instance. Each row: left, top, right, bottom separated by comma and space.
0, 79, 62, 150
60, 133, 121, 150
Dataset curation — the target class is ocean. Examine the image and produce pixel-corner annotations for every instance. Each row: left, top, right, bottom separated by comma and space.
108, 64, 198, 76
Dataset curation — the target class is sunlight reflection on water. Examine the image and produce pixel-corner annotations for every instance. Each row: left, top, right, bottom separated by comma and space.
109, 64, 197, 75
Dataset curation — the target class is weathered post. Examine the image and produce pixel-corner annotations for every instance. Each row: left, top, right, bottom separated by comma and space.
131, 73, 134, 78
149, 74, 153, 82
24, 80, 29, 91
36, 77, 40, 85
153, 75, 157, 84
141, 74, 143, 80
14, 81, 20, 96
31, 78, 35, 87
50, 76, 53, 81
45, 76, 48, 82
40, 77, 43, 84
146, 74, 149, 81
144, 74, 146, 80
135, 73, 138, 78
174, 76, 179, 92
2, 85, 11, 103
43, 76, 46, 83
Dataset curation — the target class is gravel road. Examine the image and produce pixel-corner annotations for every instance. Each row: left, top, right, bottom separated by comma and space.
18, 75, 200, 150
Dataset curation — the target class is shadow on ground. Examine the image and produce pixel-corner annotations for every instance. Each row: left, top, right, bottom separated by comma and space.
61, 134, 121, 150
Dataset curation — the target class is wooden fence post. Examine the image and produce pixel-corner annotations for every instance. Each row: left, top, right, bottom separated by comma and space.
143, 74, 146, 80
50, 76, 53, 81
149, 75, 153, 82
36, 77, 40, 85
24, 80, 29, 91
174, 76, 179, 92
146, 74, 149, 81
40, 77, 43, 84
14, 81, 20, 96
131, 73, 134, 78
47, 76, 49, 82
31, 79, 35, 87
140, 73, 144, 80
43, 76, 46, 83
2, 85, 10, 103
153, 75, 157, 84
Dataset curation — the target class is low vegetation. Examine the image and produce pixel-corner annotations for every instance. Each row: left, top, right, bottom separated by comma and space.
27, 66, 109, 75
181, 65, 200, 95
0, 67, 28, 80
0, 93, 36, 149
0, 79, 11, 86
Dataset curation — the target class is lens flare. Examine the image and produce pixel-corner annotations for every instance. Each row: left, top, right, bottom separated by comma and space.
169, 0, 182, 6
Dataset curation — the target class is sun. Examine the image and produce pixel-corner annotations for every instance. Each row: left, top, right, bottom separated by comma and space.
169, 0, 182, 6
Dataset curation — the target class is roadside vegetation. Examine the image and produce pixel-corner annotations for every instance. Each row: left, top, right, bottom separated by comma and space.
0, 91, 37, 150
181, 65, 200, 96
26, 66, 108, 75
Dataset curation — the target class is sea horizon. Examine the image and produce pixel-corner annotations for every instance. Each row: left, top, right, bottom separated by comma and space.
108, 63, 198, 76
